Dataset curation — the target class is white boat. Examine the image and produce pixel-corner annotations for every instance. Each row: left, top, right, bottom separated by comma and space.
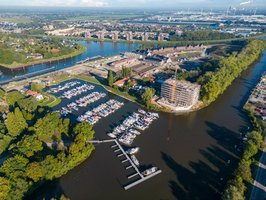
131, 155, 139, 166
142, 167, 158, 176
107, 133, 116, 138
138, 109, 146, 115
129, 129, 141, 135
126, 147, 140, 155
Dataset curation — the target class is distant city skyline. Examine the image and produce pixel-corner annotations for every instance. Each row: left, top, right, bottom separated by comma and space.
0, 0, 265, 8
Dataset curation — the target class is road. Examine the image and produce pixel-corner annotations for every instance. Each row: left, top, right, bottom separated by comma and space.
250, 148, 266, 200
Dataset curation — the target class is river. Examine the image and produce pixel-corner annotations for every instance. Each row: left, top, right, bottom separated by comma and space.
0, 40, 140, 84
26, 42, 266, 200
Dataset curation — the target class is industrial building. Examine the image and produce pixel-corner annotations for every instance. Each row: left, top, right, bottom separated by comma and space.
160, 79, 200, 110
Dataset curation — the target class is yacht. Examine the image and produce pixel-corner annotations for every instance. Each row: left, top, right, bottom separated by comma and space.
126, 147, 140, 155
131, 155, 140, 166
107, 132, 116, 138
142, 167, 158, 176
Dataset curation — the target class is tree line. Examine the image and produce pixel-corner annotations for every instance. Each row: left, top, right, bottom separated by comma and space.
222, 111, 264, 200
0, 89, 95, 200
199, 39, 266, 104
169, 30, 235, 42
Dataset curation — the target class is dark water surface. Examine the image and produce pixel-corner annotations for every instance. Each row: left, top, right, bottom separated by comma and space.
28, 49, 266, 200
0, 41, 139, 83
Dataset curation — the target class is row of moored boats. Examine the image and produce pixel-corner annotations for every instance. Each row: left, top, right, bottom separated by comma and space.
107, 109, 159, 146
59, 92, 106, 116
60, 84, 95, 99
77, 99, 124, 125
48, 81, 81, 94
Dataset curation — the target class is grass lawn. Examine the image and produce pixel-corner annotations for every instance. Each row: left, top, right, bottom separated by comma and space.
39, 93, 61, 108
0, 17, 32, 24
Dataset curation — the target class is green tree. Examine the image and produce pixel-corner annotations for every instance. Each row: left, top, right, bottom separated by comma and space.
222, 185, 245, 200
235, 159, 252, 183
0, 88, 5, 99
11, 135, 43, 157
31, 83, 44, 93
5, 107, 28, 137
222, 176, 245, 200
107, 70, 114, 87
0, 155, 29, 176
17, 97, 38, 113
73, 122, 95, 142
34, 112, 69, 142
0, 177, 11, 200
6, 91, 24, 106
201, 40, 266, 104
249, 131, 264, 149
26, 162, 44, 182
243, 140, 258, 160
141, 87, 155, 108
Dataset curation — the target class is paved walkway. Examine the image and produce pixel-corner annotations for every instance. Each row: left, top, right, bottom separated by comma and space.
250, 148, 266, 200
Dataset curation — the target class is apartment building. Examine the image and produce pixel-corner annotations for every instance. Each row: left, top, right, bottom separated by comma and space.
161, 79, 200, 109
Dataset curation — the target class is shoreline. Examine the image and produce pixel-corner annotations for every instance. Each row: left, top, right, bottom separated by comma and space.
1, 48, 264, 115
1, 41, 265, 115
0, 45, 87, 70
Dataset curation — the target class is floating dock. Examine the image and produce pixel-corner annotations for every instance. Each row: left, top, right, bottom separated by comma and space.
124, 169, 162, 190
89, 139, 162, 190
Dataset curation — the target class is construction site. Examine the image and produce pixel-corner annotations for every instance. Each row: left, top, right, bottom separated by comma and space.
158, 78, 201, 111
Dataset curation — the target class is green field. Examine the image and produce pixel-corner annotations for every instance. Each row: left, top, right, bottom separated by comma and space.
0, 17, 32, 24
57, 14, 146, 22
38, 93, 61, 108
0, 45, 86, 69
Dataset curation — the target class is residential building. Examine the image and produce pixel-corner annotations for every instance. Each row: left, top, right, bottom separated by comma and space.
142, 32, 149, 41
158, 33, 165, 41
85, 31, 91, 38
160, 79, 200, 109
112, 31, 119, 40
97, 31, 105, 40
26, 90, 44, 101
126, 31, 133, 41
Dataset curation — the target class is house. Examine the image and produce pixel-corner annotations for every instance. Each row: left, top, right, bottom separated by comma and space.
36, 94, 44, 101
26, 90, 44, 101
113, 78, 129, 87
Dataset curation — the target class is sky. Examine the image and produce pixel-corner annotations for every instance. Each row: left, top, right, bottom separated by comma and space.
0, 0, 265, 8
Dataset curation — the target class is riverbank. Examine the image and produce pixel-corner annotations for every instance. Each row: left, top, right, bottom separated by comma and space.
221, 72, 266, 200
243, 75, 266, 200
0, 45, 87, 70
27, 46, 266, 200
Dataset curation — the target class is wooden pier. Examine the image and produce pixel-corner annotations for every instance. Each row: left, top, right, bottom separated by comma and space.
112, 140, 144, 179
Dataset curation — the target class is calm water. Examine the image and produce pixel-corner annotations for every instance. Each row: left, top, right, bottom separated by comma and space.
27, 48, 266, 200
0, 41, 139, 83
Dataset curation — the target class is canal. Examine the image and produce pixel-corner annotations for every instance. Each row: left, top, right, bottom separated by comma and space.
0, 40, 140, 83
28, 48, 266, 200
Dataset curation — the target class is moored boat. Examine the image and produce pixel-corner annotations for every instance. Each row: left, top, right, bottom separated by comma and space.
126, 147, 140, 155
142, 167, 158, 176
131, 155, 139, 166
